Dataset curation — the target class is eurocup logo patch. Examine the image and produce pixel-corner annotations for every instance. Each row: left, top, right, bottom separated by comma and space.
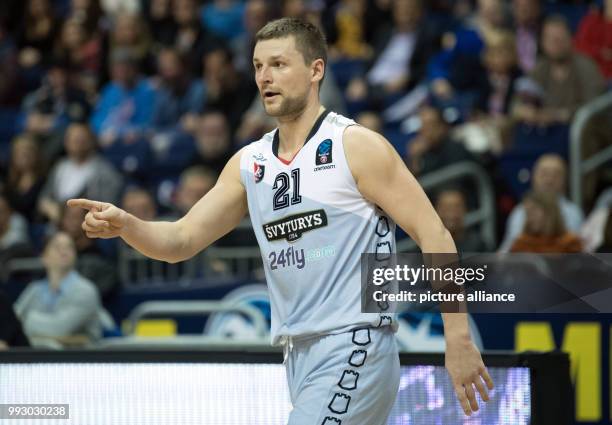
254, 163, 265, 183
316, 139, 333, 165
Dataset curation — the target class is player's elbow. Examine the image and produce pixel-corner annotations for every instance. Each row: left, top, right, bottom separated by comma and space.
166, 221, 196, 263
165, 256, 183, 265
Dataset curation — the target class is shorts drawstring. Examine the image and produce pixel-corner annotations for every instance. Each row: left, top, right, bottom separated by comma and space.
280, 335, 294, 365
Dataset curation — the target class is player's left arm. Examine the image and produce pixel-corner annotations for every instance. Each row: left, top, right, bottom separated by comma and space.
343, 125, 494, 416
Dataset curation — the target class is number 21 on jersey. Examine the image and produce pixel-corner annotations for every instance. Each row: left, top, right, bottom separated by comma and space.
272, 169, 302, 210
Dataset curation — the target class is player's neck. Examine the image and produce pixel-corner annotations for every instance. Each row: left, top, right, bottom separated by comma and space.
276, 102, 325, 157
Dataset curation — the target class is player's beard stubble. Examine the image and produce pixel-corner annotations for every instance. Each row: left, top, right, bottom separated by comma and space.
262, 90, 309, 119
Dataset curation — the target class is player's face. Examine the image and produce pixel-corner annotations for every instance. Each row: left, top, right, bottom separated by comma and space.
253, 36, 312, 118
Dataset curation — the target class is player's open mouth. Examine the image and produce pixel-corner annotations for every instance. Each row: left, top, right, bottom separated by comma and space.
264, 91, 280, 100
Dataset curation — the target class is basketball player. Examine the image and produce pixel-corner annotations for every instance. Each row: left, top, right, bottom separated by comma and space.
69, 18, 493, 424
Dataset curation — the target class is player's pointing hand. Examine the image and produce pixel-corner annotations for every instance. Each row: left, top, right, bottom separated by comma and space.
67, 199, 127, 239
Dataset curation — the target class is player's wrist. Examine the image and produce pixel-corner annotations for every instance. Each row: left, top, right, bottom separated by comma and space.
444, 330, 472, 347
119, 210, 135, 238
442, 313, 471, 344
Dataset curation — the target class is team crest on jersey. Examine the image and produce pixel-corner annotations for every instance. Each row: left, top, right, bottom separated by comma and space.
316, 139, 333, 165
254, 163, 265, 183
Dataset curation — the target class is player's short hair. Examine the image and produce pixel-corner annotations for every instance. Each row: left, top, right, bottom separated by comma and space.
255, 17, 327, 85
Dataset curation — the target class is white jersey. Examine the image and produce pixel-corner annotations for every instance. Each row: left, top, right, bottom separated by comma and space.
239, 110, 398, 345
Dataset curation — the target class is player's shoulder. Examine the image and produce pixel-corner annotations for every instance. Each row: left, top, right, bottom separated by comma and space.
324, 110, 357, 128
239, 128, 276, 161
342, 123, 399, 184
342, 124, 395, 159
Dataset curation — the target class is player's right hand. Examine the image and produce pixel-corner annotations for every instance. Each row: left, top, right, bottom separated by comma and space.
67, 199, 127, 239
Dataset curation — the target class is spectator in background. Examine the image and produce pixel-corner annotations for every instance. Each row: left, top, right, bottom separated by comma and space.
464, 0, 510, 43
108, 13, 153, 74
70, 0, 106, 34
159, 0, 223, 75
231, 0, 270, 73
22, 58, 92, 160
454, 31, 521, 154
407, 105, 474, 176
0, 289, 30, 349
282, 0, 308, 19
282, 0, 329, 29
90, 48, 157, 147
329, 0, 372, 61
510, 191, 582, 253
16, 0, 58, 76
477, 31, 521, 119
201, 0, 246, 42
173, 166, 217, 216
14, 231, 102, 348
428, 0, 508, 104
189, 111, 234, 174
54, 17, 103, 91
346, 0, 441, 109
0, 20, 22, 107
201, 47, 257, 132
513, 16, 606, 127
499, 154, 583, 252
511, 0, 541, 74
151, 48, 204, 134
435, 188, 487, 252
59, 205, 117, 299
0, 193, 31, 263
100, 0, 140, 17
3, 134, 46, 222
146, 0, 175, 46
121, 186, 158, 221
38, 123, 122, 224
575, 0, 612, 79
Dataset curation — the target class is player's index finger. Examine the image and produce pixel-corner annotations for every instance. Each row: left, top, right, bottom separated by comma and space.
66, 199, 102, 211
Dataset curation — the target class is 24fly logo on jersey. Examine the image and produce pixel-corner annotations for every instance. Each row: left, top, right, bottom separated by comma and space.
254, 163, 265, 183
316, 139, 333, 165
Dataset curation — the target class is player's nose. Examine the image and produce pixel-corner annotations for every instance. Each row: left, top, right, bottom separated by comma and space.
257, 66, 273, 85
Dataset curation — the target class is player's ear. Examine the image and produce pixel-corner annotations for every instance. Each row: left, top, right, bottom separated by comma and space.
311, 58, 325, 84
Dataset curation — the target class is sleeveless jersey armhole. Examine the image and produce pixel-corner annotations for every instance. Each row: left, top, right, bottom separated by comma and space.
238, 145, 251, 188
336, 122, 362, 192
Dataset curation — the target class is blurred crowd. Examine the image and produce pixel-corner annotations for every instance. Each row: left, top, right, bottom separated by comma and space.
1, 0, 612, 348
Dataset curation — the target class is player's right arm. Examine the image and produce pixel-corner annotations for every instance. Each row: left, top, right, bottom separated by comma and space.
67, 149, 248, 264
